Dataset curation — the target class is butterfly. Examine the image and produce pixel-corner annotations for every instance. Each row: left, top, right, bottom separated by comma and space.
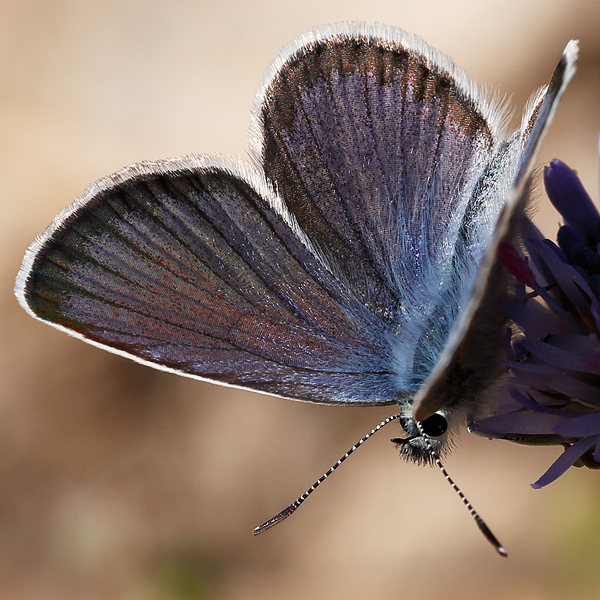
15, 23, 577, 554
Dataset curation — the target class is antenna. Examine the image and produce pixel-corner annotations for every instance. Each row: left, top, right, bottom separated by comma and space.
253, 414, 400, 535
253, 414, 508, 557
416, 421, 508, 557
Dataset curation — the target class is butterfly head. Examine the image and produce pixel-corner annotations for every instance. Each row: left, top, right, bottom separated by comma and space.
393, 406, 460, 465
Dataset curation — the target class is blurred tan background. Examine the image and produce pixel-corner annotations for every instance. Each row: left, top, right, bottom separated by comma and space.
2, 1, 600, 599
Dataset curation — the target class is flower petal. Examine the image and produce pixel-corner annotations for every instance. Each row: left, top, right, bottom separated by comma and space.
511, 389, 581, 417
534, 239, 597, 320
474, 412, 568, 436
503, 297, 576, 339
558, 225, 600, 274
498, 241, 537, 286
520, 338, 600, 375
531, 436, 597, 488
553, 412, 600, 437
544, 159, 600, 247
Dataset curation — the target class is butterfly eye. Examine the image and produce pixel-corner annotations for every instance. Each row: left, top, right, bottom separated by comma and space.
420, 412, 448, 437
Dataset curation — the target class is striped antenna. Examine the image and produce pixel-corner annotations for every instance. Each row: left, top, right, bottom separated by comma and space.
253, 414, 400, 535
416, 421, 508, 557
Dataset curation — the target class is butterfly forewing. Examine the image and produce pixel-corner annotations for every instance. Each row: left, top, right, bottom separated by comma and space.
18, 160, 398, 405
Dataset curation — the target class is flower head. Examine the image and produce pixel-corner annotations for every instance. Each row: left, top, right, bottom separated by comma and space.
473, 157, 600, 488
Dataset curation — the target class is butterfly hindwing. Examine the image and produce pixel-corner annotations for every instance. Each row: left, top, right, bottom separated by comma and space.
254, 23, 522, 396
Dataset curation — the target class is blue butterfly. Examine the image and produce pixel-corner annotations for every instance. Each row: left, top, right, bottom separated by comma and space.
15, 23, 577, 554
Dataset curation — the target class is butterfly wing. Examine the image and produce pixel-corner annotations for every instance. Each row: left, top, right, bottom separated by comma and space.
15, 157, 399, 405
253, 23, 522, 398
412, 40, 579, 421
16, 24, 574, 418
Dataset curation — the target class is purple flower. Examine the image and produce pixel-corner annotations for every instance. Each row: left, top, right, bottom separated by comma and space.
473, 157, 600, 487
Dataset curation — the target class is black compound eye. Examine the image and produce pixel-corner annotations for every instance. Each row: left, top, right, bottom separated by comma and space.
420, 413, 448, 437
